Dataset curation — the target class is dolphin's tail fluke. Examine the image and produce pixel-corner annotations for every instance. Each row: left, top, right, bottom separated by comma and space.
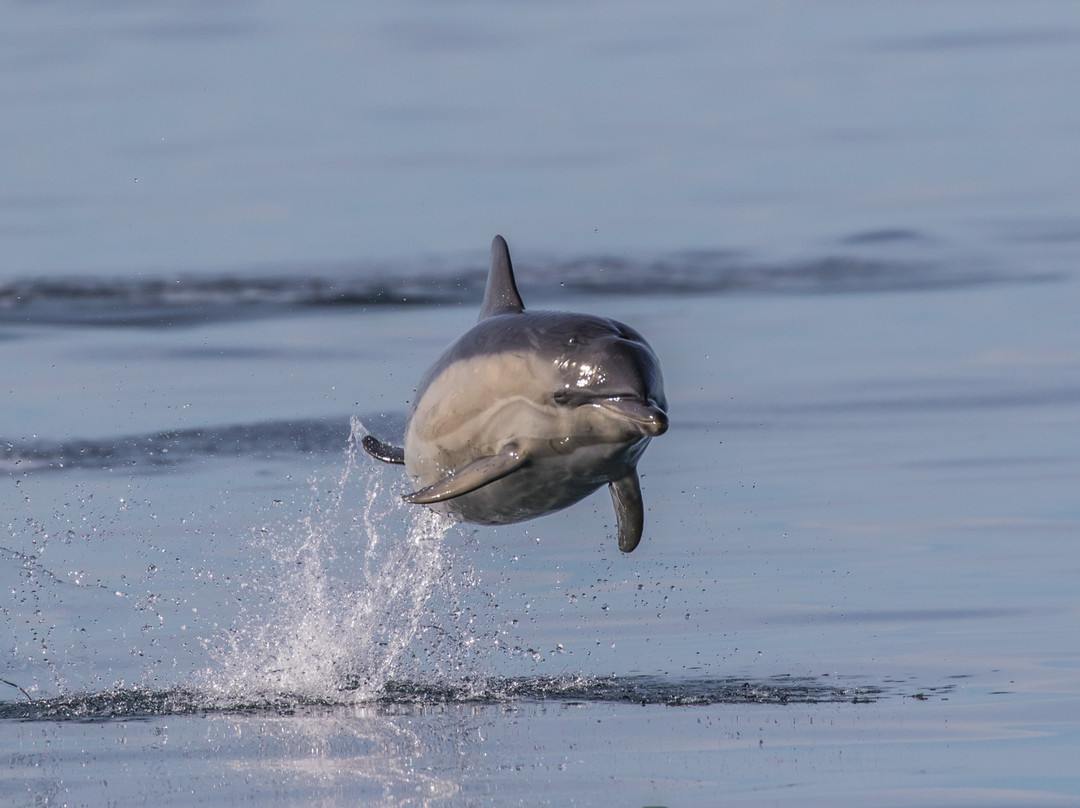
361, 435, 405, 465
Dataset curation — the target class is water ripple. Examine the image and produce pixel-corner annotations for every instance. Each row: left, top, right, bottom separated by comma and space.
0, 674, 886, 722
1, 413, 404, 474
0, 247, 1055, 328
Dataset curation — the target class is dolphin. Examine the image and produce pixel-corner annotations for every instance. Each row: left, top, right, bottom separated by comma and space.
362, 235, 668, 552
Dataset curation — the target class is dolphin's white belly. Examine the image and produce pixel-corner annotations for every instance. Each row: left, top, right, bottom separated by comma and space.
409, 439, 649, 525
421, 438, 649, 525
404, 351, 648, 525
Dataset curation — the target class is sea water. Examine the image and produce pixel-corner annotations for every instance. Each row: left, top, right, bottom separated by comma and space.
4, 270, 1078, 806
4, 1, 1080, 806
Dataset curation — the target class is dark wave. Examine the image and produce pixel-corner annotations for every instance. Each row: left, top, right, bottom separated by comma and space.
0, 244, 1056, 328
1, 413, 404, 474
374, 673, 885, 706
0, 272, 469, 327
0, 674, 889, 721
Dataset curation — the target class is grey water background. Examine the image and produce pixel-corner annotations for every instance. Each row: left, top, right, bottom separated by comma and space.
3, 0, 1080, 805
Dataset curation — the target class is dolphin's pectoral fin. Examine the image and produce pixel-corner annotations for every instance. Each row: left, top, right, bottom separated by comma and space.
609, 470, 645, 553
403, 446, 528, 504
361, 435, 405, 465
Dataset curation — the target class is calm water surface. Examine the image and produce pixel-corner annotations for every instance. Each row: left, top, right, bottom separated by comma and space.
3, 1, 1080, 806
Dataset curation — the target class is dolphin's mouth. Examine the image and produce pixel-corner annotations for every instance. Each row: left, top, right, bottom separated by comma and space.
593, 397, 669, 436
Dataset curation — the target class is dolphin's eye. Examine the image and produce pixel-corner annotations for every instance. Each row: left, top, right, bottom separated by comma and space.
552, 390, 572, 406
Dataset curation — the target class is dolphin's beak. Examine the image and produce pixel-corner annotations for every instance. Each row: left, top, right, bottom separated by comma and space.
595, 397, 669, 436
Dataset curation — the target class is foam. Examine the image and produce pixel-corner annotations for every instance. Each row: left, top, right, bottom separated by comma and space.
202, 417, 460, 704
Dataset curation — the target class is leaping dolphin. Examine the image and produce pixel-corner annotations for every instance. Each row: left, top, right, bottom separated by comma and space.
362, 235, 668, 552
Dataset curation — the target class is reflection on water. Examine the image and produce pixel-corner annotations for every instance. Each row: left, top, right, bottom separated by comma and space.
3, 682, 1056, 808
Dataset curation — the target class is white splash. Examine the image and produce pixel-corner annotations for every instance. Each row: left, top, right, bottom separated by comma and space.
204, 417, 461, 704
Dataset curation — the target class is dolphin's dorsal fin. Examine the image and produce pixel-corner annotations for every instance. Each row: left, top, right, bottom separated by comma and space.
478, 235, 525, 321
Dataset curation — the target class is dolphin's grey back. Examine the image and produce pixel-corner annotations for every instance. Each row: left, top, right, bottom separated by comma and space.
478, 235, 525, 321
